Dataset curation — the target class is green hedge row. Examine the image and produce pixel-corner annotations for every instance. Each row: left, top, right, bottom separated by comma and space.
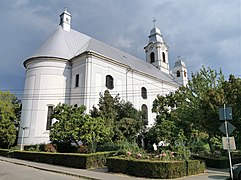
192, 155, 241, 169
107, 157, 205, 179
0, 149, 114, 169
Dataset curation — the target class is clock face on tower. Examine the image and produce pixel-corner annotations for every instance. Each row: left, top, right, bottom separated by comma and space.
149, 44, 154, 50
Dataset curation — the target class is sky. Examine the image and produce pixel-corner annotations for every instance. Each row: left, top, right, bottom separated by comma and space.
0, 0, 240, 99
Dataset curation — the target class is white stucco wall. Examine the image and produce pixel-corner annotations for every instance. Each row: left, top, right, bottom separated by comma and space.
18, 58, 71, 145
71, 54, 178, 126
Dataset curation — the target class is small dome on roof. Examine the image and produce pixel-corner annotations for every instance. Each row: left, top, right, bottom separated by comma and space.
148, 27, 163, 43
174, 58, 186, 68
150, 27, 162, 36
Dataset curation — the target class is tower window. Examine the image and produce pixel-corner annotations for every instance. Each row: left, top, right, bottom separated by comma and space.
150, 52, 155, 63
184, 70, 187, 77
177, 70, 180, 77
46, 106, 53, 130
75, 74, 79, 87
162, 52, 166, 62
106, 75, 114, 90
141, 104, 148, 125
141, 87, 147, 99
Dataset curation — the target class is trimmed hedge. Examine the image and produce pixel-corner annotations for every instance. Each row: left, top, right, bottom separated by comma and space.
0, 149, 114, 169
107, 157, 205, 179
192, 155, 241, 169
0, 149, 9, 157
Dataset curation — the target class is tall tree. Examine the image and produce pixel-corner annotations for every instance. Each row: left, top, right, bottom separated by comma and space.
222, 75, 241, 148
91, 90, 146, 143
150, 67, 225, 153
0, 91, 21, 148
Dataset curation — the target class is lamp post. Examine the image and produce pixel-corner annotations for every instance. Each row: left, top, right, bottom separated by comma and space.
20, 126, 29, 151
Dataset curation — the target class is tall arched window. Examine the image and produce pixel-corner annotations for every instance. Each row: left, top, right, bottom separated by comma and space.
46, 105, 53, 130
162, 52, 166, 62
150, 52, 155, 63
106, 75, 114, 90
177, 70, 180, 77
184, 70, 187, 77
141, 87, 147, 99
141, 104, 148, 124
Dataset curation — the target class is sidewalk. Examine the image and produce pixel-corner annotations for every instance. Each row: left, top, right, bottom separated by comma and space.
0, 156, 229, 180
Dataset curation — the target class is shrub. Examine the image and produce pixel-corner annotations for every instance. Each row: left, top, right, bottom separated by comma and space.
107, 157, 205, 179
0, 150, 115, 169
44, 144, 56, 152
96, 142, 122, 152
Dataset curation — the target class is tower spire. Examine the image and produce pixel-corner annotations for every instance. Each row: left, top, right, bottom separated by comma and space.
59, 8, 71, 32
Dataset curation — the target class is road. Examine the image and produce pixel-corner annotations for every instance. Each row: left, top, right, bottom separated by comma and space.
0, 160, 83, 180
0, 156, 230, 180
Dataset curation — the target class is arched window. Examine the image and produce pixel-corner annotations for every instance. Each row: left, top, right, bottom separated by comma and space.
150, 52, 155, 63
141, 104, 148, 124
162, 52, 166, 62
46, 105, 53, 130
177, 70, 180, 77
141, 87, 147, 99
106, 75, 114, 90
184, 70, 187, 77
75, 74, 79, 87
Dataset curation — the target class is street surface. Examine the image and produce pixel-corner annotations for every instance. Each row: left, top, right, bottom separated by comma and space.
0, 156, 230, 180
0, 160, 83, 180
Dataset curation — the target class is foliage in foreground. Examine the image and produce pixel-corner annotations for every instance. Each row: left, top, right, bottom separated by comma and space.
148, 66, 241, 154
0, 91, 21, 148
50, 104, 110, 153
91, 90, 146, 143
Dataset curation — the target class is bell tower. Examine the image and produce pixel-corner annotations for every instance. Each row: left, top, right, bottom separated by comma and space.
59, 8, 71, 32
172, 57, 188, 86
144, 21, 169, 74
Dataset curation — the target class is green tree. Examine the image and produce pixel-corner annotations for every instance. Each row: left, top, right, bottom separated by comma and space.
0, 91, 21, 148
150, 67, 225, 153
50, 103, 110, 152
222, 75, 241, 148
91, 90, 146, 143
179, 67, 224, 153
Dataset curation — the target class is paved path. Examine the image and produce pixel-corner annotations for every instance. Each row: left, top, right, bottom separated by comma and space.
0, 156, 230, 180
0, 160, 84, 180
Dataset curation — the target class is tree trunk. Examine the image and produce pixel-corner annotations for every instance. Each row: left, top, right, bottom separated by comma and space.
208, 134, 215, 154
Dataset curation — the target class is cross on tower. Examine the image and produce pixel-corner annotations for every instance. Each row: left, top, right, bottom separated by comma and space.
153, 19, 156, 27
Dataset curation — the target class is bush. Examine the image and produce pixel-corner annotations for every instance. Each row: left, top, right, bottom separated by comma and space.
107, 157, 205, 178
96, 142, 122, 152
186, 160, 205, 175
192, 154, 241, 169
0, 149, 115, 169
24, 144, 45, 152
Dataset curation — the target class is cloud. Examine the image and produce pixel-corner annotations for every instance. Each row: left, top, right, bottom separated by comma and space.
0, 0, 240, 94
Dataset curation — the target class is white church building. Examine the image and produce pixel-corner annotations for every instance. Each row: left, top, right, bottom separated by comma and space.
18, 9, 188, 145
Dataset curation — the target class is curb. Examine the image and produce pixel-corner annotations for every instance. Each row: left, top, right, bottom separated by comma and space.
0, 157, 100, 180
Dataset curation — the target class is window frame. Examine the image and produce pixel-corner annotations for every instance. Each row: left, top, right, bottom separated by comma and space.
162, 52, 166, 62
141, 87, 147, 99
46, 105, 54, 130
150, 52, 155, 63
177, 70, 181, 77
106, 75, 114, 90
141, 104, 148, 124
75, 74, 79, 88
